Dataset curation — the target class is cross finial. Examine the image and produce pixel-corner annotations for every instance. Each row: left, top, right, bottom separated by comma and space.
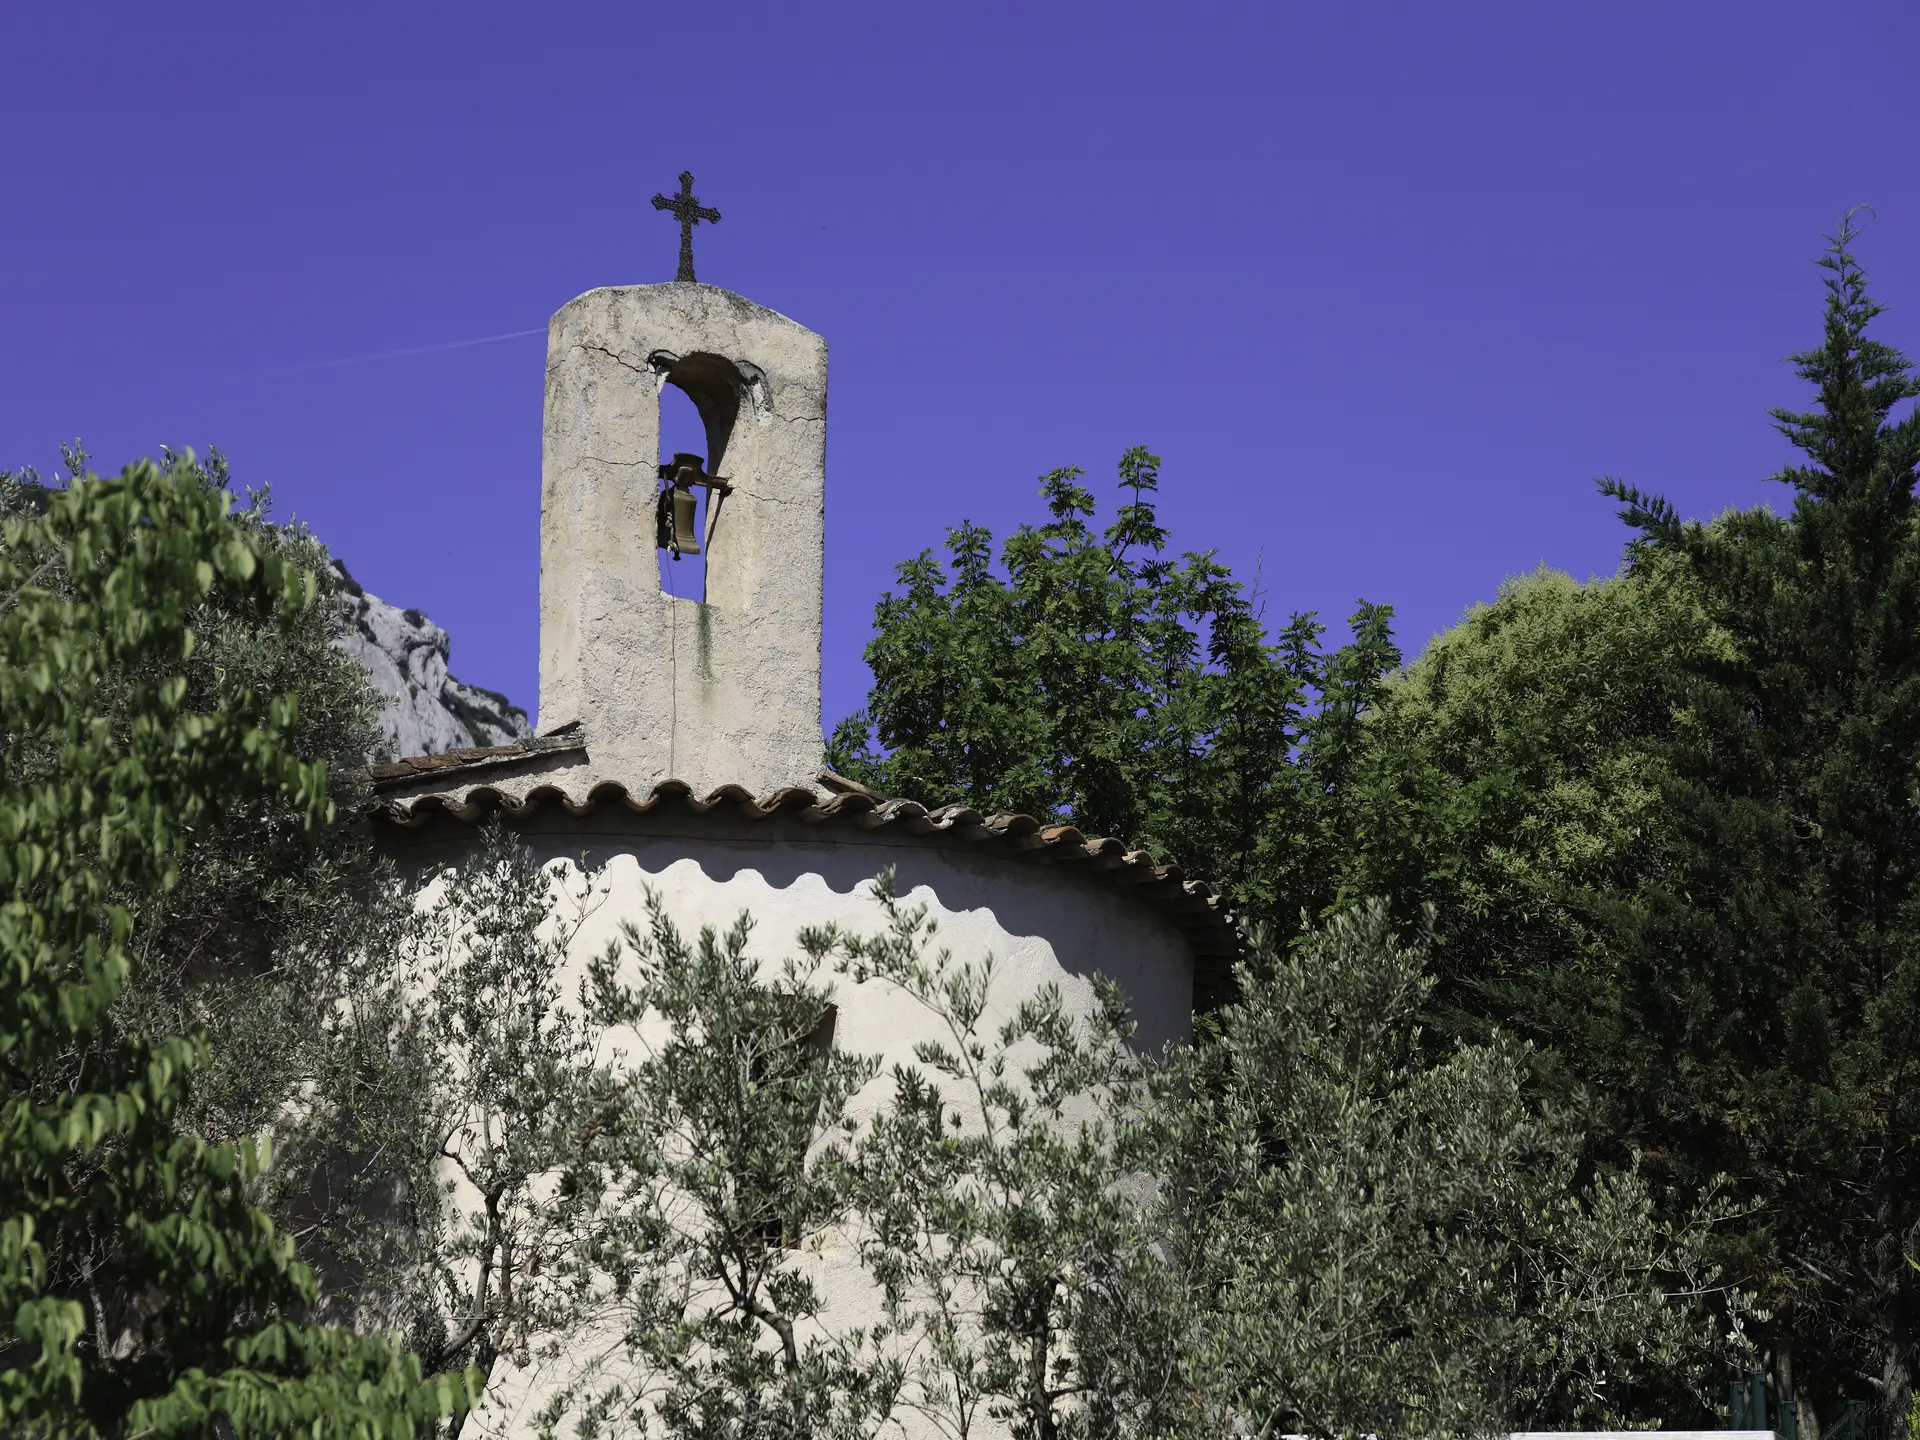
651, 170, 721, 283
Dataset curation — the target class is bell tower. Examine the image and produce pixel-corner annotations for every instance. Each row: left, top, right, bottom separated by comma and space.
538, 281, 827, 796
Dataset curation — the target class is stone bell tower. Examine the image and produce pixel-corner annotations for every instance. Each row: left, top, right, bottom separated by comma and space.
537, 282, 827, 796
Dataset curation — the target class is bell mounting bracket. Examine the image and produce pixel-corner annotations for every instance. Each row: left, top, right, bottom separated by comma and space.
657, 453, 733, 494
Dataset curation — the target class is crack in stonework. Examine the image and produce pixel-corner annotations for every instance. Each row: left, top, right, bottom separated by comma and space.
728, 488, 810, 509
567, 343, 825, 427
581, 343, 651, 377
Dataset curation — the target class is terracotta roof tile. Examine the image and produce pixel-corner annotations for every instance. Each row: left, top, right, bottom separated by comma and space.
370, 767, 1242, 1010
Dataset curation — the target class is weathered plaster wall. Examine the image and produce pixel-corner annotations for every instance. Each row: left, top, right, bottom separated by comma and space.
384, 815, 1195, 1440
387, 813, 1195, 1058
539, 283, 827, 797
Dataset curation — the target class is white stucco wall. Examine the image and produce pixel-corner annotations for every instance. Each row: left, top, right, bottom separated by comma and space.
389, 812, 1196, 1059
384, 811, 1196, 1437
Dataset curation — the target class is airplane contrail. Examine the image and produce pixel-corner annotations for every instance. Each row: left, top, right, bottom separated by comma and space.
269, 326, 547, 375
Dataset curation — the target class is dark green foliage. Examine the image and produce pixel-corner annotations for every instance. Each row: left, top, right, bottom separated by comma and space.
825, 234, 1920, 1430
1139, 904, 1751, 1438
112, 456, 385, 1119
18, 216, 1909, 1437
1596, 220, 1920, 1419
1340, 561, 1711, 1036
820, 881, 1747, 1440
282, 823, 1741, 1439
0, 458, 467, 1436
828, 447, 1398, 931
1347, 222, 1920, 1423
2, 446, 386, 1140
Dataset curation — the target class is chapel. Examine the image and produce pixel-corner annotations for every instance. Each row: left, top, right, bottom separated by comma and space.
359, 225, 1237, 1434
364, 276, 1238, 1027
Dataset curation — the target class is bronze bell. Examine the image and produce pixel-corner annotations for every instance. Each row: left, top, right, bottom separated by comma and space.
669, 485, 701, 557
656, 452, 705, 557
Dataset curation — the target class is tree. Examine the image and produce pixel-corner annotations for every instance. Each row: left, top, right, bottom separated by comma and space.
273, 821, 906, 1440
822, 438, 1775, 1433
0, 450, 903, 1439
1339, 560, 1711, 1048
1140, 902, 1753, 1439
812, 877, 1746, 1440
2, 444, 384, 988
1346, 220, 1920, 1425
1, 445, 398, 1217
257, 824, 616, 1427
827, 448, 1399, 933
544, 889, 898, 1440
0, 457, 468, 1436
825, 874, 1152, 1440
1595, 218, 1920, 1424
199, 794, 1752, 1440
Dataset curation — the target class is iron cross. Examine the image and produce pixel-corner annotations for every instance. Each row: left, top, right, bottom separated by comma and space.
651, 170, 721, 283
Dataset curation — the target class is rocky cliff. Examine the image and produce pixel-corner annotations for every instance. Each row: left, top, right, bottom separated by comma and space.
330, 560, 532, 760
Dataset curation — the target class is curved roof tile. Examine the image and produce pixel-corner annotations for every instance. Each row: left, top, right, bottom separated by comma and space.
365, 745, 1242, 1009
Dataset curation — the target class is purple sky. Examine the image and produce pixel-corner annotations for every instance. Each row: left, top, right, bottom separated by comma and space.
4, 2, 1917, 731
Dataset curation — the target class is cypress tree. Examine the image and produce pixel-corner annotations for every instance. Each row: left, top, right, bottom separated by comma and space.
1591, 218, 1920, 1422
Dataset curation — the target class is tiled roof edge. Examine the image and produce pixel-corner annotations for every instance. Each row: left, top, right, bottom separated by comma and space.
371, 774, 1242, 1003
357, 731, 588, 791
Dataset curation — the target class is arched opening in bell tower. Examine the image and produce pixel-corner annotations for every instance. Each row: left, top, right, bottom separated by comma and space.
657, 383, 709, 601
652, 350, 745, 604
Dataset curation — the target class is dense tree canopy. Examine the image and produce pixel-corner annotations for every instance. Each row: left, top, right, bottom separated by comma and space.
1138, 904, 1750, 1437
1594, 223, 1920, 1419
0, 457, 468, 1436
838, 222, 1920, 1429
1340, 559, 1710, 1032
1325, 223, 1920, 1427
12, 220, 1916, 1439
828, 447, 1398, 933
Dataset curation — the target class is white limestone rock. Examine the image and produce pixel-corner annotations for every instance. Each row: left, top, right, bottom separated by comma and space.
330, 560, 531, 760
